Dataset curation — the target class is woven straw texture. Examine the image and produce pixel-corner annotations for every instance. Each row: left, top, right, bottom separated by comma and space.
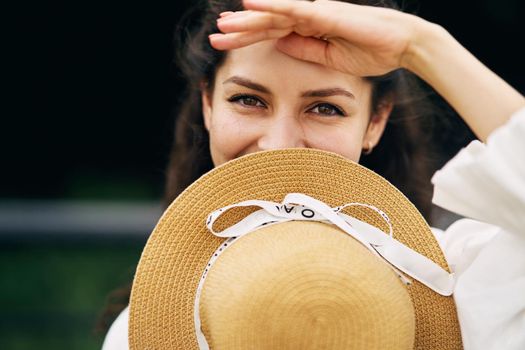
200, 221, 416, 349
129, 148, 462, 349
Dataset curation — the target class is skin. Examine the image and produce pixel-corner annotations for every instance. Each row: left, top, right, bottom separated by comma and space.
202, 40, 392, 166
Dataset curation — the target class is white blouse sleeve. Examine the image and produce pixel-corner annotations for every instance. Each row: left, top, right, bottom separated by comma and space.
101, 306, 129, 350
432, 107, 525, 234
430, 107, 525, 350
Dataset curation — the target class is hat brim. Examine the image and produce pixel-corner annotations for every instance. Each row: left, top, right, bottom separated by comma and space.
129, 148, 462, 349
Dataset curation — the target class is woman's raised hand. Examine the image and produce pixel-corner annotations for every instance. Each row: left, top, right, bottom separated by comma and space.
210, 0, 427, 77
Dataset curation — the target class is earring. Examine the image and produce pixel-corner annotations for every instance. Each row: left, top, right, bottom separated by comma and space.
363, 141, 374, 155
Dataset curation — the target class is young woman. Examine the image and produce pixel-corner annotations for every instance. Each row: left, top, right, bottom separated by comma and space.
102, 0, 525, 348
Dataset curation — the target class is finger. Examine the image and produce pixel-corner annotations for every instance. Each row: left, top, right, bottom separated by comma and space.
217, 11, 296, 33
209, 29, 293, 50
276, 33, 331, 66
219, 11, 235, 17
243, 0, 315, 19
217, 10, 256, 20
243, 0, 338, 37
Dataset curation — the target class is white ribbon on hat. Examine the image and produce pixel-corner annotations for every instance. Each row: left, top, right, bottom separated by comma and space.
194, 193, 455, 350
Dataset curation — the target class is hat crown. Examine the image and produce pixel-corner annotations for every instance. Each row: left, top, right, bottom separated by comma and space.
200, 221, 415, 349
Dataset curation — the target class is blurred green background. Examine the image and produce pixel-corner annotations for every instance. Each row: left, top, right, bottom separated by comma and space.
2, 0, 523, 349
1, 238, 141, 349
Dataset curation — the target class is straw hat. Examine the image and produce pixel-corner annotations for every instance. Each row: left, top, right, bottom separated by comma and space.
129, 148, 462, 349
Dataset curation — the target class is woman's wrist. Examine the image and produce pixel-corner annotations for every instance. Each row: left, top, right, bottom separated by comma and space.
400, 17, 452, 79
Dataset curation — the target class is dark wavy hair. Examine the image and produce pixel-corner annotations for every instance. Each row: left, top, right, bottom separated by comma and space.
165, 0, 441, 219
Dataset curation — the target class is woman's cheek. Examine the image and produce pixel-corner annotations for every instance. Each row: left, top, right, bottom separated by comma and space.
303, 122, 365, 162
209, 113, 259, 165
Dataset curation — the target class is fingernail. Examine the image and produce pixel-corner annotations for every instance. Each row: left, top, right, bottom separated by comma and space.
219, 11, 234, 17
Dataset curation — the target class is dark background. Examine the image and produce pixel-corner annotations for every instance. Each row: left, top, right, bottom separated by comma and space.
1, 0, 524, 349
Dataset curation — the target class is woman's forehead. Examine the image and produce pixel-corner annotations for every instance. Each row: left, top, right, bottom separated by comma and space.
217, 40, 368, 94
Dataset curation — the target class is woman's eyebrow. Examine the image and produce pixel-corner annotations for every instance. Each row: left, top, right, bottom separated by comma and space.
222, 76, 354, 100
223, 76, 271, 94
301, 88, 355, 100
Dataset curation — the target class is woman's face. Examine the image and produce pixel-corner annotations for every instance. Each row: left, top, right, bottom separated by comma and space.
202, 40, 391, 166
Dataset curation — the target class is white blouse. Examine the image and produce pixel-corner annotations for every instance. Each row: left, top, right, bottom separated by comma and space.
430, 106, 525, 350
102, 107, 525, 350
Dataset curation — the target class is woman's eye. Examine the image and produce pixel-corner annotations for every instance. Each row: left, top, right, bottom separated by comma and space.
309, 103, 345, 117
228, 94, 265, 108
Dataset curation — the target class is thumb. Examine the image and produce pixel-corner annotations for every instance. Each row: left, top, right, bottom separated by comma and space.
275, 33, 330, 67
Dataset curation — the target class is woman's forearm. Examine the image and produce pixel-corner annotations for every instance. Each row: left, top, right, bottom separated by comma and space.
403, 19, 525, 141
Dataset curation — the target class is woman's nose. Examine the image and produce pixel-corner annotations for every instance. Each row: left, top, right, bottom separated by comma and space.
257, 115, 307, 151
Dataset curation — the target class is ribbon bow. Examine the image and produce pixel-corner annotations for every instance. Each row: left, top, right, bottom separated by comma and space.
205, 193, 454, 295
